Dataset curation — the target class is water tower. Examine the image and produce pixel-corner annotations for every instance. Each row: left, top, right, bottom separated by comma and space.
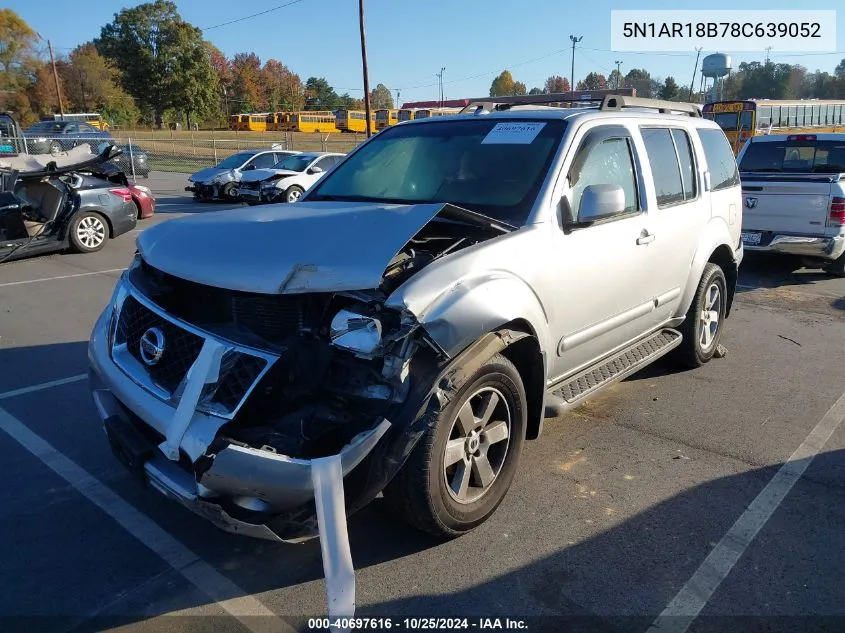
701, 53, 732, 101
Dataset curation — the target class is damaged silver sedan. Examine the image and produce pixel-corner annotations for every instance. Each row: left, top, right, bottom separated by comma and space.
89, 97, 742, 541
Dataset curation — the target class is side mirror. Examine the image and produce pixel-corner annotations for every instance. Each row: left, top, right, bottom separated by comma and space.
577, 184, 626, 223
309, 165, 324, 174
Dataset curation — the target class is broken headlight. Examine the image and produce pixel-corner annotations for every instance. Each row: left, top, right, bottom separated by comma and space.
330, 309, 382, 356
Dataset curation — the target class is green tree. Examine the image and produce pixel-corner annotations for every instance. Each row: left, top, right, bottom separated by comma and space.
489, 70, 515, 96
660, 76, 680, 100
304, 76, 339, 110
581, 72, 608, 90
528, 87, 543, 95
608, 69, 623, 90
96, 0, 217, 128
0, 8, 40, 123
369, 83, 393, 109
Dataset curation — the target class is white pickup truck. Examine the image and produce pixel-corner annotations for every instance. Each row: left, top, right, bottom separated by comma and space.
736, 133, 845, 276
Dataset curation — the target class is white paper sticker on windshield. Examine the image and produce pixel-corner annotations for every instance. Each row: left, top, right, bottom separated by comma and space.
482, 122, 546, 145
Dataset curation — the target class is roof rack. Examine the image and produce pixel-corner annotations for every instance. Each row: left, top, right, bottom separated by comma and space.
600, 95, 701, 117
459, 89, 637, 114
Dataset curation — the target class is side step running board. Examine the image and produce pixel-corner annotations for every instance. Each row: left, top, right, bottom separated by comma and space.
544, 328, 682, 417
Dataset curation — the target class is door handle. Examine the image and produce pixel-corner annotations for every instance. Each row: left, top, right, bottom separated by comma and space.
636, 230, 656, 245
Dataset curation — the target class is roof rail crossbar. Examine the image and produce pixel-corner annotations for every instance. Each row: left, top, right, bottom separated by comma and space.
458, 89, 638, 114
600, 95, 702, 117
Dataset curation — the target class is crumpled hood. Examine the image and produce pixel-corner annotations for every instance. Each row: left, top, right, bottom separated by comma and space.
189, 167, 231, 183
240, 168, 299, 183
136, 201, 445, 295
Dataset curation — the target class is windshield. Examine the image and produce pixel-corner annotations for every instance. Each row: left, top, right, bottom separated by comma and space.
740, 140, 845, 173
216, 152, 255, 169
274, 155, 314, 171
308, 118, 567, 225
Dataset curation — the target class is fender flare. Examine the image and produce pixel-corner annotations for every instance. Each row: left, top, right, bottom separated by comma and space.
677, 218, 739, 318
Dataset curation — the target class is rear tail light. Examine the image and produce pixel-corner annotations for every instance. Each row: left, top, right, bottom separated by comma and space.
109, 188, 132, 203
787, 134, 816, 142
829, 197, 845, 226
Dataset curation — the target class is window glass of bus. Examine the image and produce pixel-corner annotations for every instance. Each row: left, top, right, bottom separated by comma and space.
671, 129, 696, 200
641, 128, 684, 207
756, 106, 771, 129
796, 105, 805, 127
739, 111, 753, 132
787, 106, 796, 126
739, 139, 845, 173
713, 112, 738, 131
771, 106, 781, 127
307, 118, 567, 225
837, 105, 843, 125
697, 128, 739, 190
813, 106, 820, 125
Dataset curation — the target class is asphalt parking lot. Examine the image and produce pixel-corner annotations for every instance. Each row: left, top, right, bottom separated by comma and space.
1, 172, 844, 633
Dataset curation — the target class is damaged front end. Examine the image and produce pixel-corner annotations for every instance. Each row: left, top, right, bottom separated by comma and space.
89, 202, 510, 540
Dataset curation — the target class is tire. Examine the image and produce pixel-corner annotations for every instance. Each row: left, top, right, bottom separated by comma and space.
285, 185, 304, 203
49, 141, 63, 156
823, 252, 845, 277
132, 201, 141, 221
674, 262, 727, 369
69, 212, 109, 253
220, 182, 238, 200
382, 353, 527, 537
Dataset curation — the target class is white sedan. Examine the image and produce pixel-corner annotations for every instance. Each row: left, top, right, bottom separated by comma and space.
236, 152, 345, 204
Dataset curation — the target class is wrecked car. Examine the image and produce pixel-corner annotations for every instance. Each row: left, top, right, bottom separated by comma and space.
185, 148, 299, 201
1, 144, 137, 263
236, 152, 345, 205
89, 95, 743, 542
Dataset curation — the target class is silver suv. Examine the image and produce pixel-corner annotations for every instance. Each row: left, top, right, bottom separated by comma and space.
89, 94, 743, 541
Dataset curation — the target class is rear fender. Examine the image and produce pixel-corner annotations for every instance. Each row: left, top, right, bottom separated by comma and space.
678, 217, 739, 318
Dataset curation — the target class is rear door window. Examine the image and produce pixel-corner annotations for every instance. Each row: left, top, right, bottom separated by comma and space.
640, 128, 684, 207
696, 128, 740, 190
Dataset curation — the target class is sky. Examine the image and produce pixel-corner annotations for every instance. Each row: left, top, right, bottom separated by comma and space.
7, 0, 845, 105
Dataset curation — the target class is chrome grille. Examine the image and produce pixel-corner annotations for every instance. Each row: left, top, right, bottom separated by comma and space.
111, 286, 277, 419
117, 295, 203, 392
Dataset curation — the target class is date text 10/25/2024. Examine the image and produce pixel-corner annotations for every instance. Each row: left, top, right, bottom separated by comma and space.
308, 618, 529, 630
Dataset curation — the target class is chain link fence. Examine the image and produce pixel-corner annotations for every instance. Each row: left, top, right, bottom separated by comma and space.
2, 131, 367, 183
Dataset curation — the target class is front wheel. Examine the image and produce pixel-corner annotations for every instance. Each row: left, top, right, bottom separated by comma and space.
49, 141, 63, 156
219, 182, 238, 200
383, 353, 527, 537
674, 262, 727, 369
69, 212, 108, 253
823, 252, 845, 277
285, 185, 304, 203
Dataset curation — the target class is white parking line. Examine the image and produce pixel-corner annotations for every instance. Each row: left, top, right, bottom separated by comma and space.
0, 387, 291, 632
0, 374, 87, 400
0, 268, 125, 288
651, 388, 845, 633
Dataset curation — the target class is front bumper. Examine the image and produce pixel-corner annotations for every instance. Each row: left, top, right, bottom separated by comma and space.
236, 187, 279, 203
185, 183, 217, 199
744, 232, 845, 261
88, 280, 391, 540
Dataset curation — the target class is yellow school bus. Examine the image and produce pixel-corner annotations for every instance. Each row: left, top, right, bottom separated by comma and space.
336, 109, 377, 134
397, 109, 418, 123
375, 109, 399, 130
244, 113, 269, 132
266, 112, 289, 132
412, 107, 462, 120
703, 99, 845, 154
290, 111, 338, 133
51, 112, 110, 130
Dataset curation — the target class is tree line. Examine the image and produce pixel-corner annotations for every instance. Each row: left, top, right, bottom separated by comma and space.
4, 1, 845, 130
0, 1, 394, 129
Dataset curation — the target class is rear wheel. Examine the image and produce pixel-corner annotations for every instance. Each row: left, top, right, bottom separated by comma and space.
285, 185, 304, 203
674, 263, 727, 369
69, 212, 108, 253
383, 353, 527, 537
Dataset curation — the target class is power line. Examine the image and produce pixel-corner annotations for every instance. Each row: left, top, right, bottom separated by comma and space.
202, 0, 309, 31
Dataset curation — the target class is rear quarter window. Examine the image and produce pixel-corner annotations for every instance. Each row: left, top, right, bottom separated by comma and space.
696, 128, 739, 191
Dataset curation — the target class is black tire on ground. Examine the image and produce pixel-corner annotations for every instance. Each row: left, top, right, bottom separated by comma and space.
285, 185, 304, 203
69, 211, 109, 253
220, 182, 238, 200
49, 141, 63, 156
132, 201, 141, 221
674, 262, 727, 369
382, 353, 527, 538
823, 252, 845, 277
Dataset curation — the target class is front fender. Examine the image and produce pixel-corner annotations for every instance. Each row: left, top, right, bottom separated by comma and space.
677, 217, 739, 318
389, 271, 553, 363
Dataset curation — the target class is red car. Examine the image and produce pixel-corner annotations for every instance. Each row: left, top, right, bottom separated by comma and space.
128, 183, 155, 219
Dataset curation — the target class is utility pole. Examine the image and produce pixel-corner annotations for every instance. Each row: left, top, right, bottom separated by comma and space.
395, 89, 400, 109
46, 39, 65, 119
437, 67, 446, 108
569, 35, 583, 92
765, 46, 773, 64
614, 60, 623, 89
358, 0, 372, 137
688, 47, 703, 102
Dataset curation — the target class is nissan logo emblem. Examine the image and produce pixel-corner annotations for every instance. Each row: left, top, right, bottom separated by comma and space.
139, 327, 166, 366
